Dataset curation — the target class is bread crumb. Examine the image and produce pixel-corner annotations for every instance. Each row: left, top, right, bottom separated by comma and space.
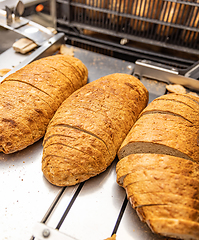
104, 234, 116, 240
187, 92, 199, 98
166, 84, 186, 94
0, 68, 11, 77
60, 45, 74, 56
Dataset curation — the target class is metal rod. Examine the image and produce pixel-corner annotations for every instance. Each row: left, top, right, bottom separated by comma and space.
56, 182, 85, 230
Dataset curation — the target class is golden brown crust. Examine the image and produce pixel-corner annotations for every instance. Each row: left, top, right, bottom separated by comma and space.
118, 112, 199, 162
43, 125, 110, 166
0, 55, 87, 154
147, 218, 199, 240
42, 73, 148, 186
43, 127, 108, 172
42, 148, 100, 186
125, 171, 199, 200
116, 154, 199, 186
104, 234, 116, 240
136, 205, 199, 223
129, 192, 199, 210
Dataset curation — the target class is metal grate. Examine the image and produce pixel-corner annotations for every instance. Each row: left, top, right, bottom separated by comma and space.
55, 0, 199, 68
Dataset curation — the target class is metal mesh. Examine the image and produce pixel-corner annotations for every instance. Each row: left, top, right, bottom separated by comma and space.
56, 0, 199, 67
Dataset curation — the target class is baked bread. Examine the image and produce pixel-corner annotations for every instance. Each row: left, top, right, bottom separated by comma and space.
104, 234, 116, 240
0, 54, 88, 154
116, 154, 199, 186
118, 94, 199, 162
42, 73, 148, 186
148, 218, 199, 240
116, 93, 199, 239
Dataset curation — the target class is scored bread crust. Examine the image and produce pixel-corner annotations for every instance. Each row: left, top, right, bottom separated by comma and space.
42, 73, 148, 186
147, 218, 199, 240
42, 154, 95, 187
43, 125, 110, 164
140, 98, 199, 126
116, 154, 199, 186
50, 106, 117, 159
125, 172, 199, 201
43, 129, 108, 172
116, 93, 199, 239
118, 112, 199, 162
129, 192, 199, 210
0, 55, 88, 154
136, 205, 199, 223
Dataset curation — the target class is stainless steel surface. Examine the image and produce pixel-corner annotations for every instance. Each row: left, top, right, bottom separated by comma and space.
0, 9, 54, 45
34, 222, 78, 240
5, 5, 12, 24
14, 1, 24, 21
1, 42, 162, 240
134, 59, 199, 92
0, 32, 65, 82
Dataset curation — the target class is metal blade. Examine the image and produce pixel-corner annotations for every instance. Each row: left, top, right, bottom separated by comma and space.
14, 1, 25, 21
5, 6, 12, 25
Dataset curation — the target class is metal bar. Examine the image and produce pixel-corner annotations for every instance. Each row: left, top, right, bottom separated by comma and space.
56, 182, 85, 230
0, 32, 65, 82
111, 195, 128, 236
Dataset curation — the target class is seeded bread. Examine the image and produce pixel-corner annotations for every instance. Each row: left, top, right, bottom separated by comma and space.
42, 73, 148, 186
116, 154, 199, 186
147, 218, 199, 240
136, 205, 199, 223
129, 192, 199, 210
118, 112, 199, 162
125, 172, 199, 200
0, 54, 88, 154
116, 93, 199, 239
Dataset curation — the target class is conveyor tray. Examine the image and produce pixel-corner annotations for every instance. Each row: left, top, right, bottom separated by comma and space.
0, 44, 168, 240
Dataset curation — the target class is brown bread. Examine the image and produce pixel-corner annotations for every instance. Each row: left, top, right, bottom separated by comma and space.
116, 93, 199, 239
0, 55, 88, 154
42, 73, 148, 186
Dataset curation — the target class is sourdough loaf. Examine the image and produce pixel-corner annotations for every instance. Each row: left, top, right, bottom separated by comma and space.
116, 93, 199, 239
42, 73, 148, 186
116, 154, 199, 186
148, 218, 199, 240
0, 54, 88, 154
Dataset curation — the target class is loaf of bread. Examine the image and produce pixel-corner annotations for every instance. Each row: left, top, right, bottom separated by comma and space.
42, 73, 148, 186
0, 54, 88, 154
117, 93, 199, 240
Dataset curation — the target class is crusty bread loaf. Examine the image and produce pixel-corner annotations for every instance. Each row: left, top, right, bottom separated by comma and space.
130, 192, 199, 210
0, 54, 88, 154
116, 93, 199, 239
147, 218, 199, 240
118, 112, 199, 162
118, 94, 199, 162
136, 205, 199, 223
125, 171, 199, 200
116, 154, 199, 186
42, 73, 148, 186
